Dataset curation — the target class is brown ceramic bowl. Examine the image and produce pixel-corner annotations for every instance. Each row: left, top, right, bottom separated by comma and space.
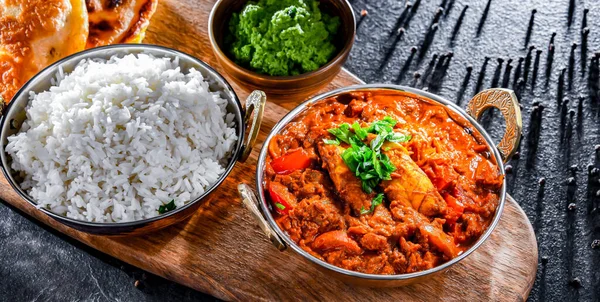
208, 0, 356, 100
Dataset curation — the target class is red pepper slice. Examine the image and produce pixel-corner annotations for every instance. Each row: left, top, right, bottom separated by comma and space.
444, 194, 465, 224
268, 182, 295, 215
270, 149, 311, 174
430, 164, 457, 191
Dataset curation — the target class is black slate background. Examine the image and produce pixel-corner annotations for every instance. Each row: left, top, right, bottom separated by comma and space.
1, 0, 599, 301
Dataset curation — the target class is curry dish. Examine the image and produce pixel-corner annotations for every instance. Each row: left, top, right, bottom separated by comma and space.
264, 90, 503, 274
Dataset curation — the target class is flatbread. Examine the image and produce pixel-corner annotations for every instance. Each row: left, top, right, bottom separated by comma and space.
0, 0, 88, 103
85, 0, 158, 48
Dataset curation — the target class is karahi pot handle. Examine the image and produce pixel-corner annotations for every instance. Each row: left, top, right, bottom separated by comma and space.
0, 96, 4, 118
0, 96, 5, 168
466, 88, 523, 163
239, 90, 266, 163
238, 183, 286, 251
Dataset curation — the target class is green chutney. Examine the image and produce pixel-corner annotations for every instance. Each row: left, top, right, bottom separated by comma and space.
227, 0, 341, 76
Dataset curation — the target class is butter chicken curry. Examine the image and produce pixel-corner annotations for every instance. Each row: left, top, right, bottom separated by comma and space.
264, 90, 503, 275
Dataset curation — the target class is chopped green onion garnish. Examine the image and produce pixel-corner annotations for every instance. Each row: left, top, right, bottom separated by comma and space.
158, 199, 176, 214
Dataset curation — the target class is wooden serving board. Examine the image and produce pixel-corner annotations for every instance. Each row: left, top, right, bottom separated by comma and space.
0, 0, 538, 301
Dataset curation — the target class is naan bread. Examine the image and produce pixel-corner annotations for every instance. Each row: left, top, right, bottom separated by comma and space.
86, 0, 158, 48
0, 0, 88, 103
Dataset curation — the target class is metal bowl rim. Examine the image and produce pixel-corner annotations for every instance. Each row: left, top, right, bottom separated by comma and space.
0, 43, 246, 228
255, 83, 507, 281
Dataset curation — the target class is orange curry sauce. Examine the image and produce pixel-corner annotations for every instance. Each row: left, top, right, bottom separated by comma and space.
264, 90, 503, 275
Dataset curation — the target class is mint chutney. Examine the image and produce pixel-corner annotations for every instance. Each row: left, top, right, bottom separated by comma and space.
227, 0, 341, 76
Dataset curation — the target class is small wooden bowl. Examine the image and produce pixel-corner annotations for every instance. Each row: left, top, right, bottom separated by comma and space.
208, 0, 356, 100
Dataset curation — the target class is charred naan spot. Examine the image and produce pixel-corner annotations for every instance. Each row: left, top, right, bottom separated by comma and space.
85, 0, 158, 48
93, 20, 113, 31
85, 0, 97, 12
108, 0, 123, 8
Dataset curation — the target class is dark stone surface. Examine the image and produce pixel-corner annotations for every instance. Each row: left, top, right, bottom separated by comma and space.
1, 0, 599, 301
0, 203, 216, 301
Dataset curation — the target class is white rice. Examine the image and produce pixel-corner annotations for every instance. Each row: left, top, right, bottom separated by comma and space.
5, 53, 238, 223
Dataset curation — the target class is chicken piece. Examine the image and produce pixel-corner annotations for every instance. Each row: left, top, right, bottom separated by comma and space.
366, 203, 396, 237
85, 0, 158, 48
362, 253, 395, 274
313, 230, 362, 255
280, 195, 346, 243
346, 204, 396, 238
418, 223, 458, 259
389, 248, 408, 273
0, 0, 88, 102
462, 213, 486, 241
360, 233, 388, 251
399, 237, 430, 273
324, 252, 395, 274
317, 143, 374, 215
344, 99, 368, 117
390, 203, 459, 259
381, 142, 447, 217
399, 235, 445, 272
474, 156, 504, 188
273, 169, 331, 200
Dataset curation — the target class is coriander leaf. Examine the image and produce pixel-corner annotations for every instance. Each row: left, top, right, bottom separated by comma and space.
367, 116, 397, 134
370, 130, 388, 151
340, 123, 351, 132
323, 138, 340, 145
275, 203, 286, 210
382, 116, 397, 127
360, 206, 369, 215
360, 193, 385, 215
379, 153, 396, 178
328, 123, 352, 144
328, 117, 406, 196
361, 173, 378, 181
388, 133, 411, 143
359, 161, 374, 173
372, 150, 384, 179
372, 193, 385, 206
349, 135, 366, 147
352, 122, 368, 140
341, 148, 360, 172
158, 199, 176, 214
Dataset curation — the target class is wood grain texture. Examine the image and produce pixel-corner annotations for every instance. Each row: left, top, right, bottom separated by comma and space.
0, 0, 538, 301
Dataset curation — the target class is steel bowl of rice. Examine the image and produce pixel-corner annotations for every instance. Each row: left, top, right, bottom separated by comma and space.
0, 44, 266, 235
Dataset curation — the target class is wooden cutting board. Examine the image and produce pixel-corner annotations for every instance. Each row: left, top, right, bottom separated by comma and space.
0, 0, 538, 301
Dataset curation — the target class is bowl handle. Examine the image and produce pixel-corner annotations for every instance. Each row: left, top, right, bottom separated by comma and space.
0, 96, 6, 169
466, 88, 522, 163
239, 90, 266, 163
238, 183, 287, 251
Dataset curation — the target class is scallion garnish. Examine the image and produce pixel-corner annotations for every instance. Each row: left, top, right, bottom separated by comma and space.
323, 138, 340, 145
158, 199, 176, 214
326, 117, 411, 211
360, 193, 385, 214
